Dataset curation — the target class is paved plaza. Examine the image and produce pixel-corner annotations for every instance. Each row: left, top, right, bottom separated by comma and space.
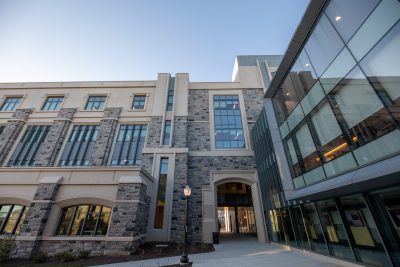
98, 236, 362, 267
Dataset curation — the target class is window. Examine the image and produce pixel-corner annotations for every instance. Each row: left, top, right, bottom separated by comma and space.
85, 96, 106, 111
166, 77, 175, 111
1, 97, 22, 111
154, 158, 168, 229
162, 121, 171, 145
111, 125, 147, 165
42, 96, 64, 111
59, 125, 99, 166
213, 95, 245, 149
8, 125, 49, 166
57, 204, 111, 236
132, 95, 146, 110
0, 204, 28, 235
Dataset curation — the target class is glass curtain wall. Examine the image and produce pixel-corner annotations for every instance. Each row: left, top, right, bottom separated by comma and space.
272, 0, 400, 189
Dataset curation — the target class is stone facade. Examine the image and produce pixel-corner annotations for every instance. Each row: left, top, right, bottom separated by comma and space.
188, 90, 209, 121
146, 117, 163, 148
187, 122, 210, 151
35, 108, 76, 167
90, 108, 121, 166
242, 89, 264, 122
15, 182, 60, 258
0, 109, 31, 165
172, 116, 187, 148
170, 153, 188, 242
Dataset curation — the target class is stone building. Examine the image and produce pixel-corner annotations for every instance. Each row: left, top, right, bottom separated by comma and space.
0, 55, 281, 258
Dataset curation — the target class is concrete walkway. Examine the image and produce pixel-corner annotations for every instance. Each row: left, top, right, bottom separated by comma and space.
98, 237, 361, 267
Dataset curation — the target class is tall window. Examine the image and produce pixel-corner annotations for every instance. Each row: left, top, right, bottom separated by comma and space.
163, 121, 171, 145
1, 97, 22, 111
42, 96, 64, 111
166, 77, 175, 111
111, 125, 147, 166
57, 204, 111, 236
59, 125, 99, 166
85, 96, 106, 111
132, 95, 146, 110
213, 95, 245, 149
0, 204, 28, 235
154, 158, 168, 229
8, 125, 49, 166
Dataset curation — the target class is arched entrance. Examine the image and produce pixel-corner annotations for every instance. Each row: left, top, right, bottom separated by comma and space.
217, 182, 257, 235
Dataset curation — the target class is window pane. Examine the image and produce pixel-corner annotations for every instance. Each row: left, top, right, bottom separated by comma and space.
340, 195, 391, 267
97, 207, 111, 235
42, 96, 63, 111
300, 81, 325, 115
360, 21, 400, 125
291, 206, 309, 249
163, 121, 171, 145
330, 67, 397, 148
0, 205, 12, 228
2, 205, 23, 234
82, 205, 101, 236
295, 123, 321, 172
302, 204, 329, 254
154, 158, 168, 229
347, 0, 400, 61
70, 205, 89, 236
315, 199, 354, 261
305, 14, 345, 77
290, 50, 318, 97
281, 76, 300, 115
213, 95, 246, 149
1, 97, 22, 111
14, 207, 28, 235
57, 207, 75, 235
85, 96, 106, 110
132, 95, 146, 109
325, 0, 379, 42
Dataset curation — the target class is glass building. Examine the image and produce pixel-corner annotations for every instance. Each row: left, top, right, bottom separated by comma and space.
252, 0, 400, 266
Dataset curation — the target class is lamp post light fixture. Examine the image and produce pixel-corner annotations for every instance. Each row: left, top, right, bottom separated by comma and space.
180, 185, 191, 265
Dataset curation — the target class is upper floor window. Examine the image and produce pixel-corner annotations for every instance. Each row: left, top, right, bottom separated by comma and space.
0, 204, 28, 235
57, 204, 111, 236
85, 96, 106, 111
132, 95, 146, 110
1, 97, 22, 111
213, 95, 245, 149
42, 96, 64, 111
59, 125, 99, 166
163, 121, 171, 145
111, 124, 147, 166
166, 77, 175, 111
8, 125, 49, 166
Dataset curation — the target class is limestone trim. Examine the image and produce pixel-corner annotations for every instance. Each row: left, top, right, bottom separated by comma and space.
189, 150, 254, 157
16, 234, 146, 242
128, 92, 150, 112
0, 197, 31, 206
56, 197, 115, 208
201, 170, 267, 244
143, 147, 188, 154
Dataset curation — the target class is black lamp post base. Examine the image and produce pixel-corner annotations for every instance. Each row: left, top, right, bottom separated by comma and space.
180, 253, 190, 265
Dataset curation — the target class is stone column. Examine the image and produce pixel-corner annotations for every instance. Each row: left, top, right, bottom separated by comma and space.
15, 176, 62, 258
89, 107, 121, 166
107, 177, 150, 254
35, 108, 76, 167
0, 109, 31, 165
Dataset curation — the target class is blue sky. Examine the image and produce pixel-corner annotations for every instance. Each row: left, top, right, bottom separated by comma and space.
0, 0, 309, 82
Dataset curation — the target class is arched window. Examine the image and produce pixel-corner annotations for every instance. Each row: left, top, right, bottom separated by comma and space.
57, 204, 111, 236
0, 204, 29, 235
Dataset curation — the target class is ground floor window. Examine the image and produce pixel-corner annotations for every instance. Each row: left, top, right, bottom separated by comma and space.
57, 204, 111, 236
0, 204, 28, 235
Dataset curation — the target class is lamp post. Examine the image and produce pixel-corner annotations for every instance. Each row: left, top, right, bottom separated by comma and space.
180, 185, 191, 265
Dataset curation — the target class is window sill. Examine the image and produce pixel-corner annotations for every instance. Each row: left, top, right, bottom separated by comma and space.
128, 109, 146, 112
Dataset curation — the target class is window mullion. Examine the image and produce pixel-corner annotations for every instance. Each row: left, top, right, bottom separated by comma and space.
94, 206, 103, 236
11, 206, 25, 235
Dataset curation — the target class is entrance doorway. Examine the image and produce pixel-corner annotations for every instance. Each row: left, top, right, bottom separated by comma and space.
216, 182, 257, 235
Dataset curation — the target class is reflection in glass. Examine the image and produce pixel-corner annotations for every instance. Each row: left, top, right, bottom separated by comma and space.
361, 21, 400, 125
291, 206, 309, 249
339, 195, 391, 267
282, 208, 297, 247
325, 0, 379, 42
347, 0, 400, 61
302, 204, 329, 254
82, 205, 102, 236
281, 76, 300, 115
305, 14, 344, 77
295, 123, 321, 172
310, 102, 349, 162
330, 67, 397, 148
70, 205, 89, 236
316, 199, 354, 261
286, 138, 301, 177
290, 50, 318, 97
